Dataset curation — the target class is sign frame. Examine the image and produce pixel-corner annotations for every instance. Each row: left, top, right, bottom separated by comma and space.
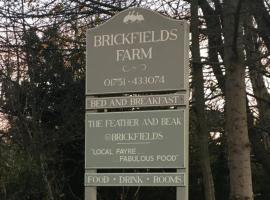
85, 173, 186, 187
86, 7, 189, 95
85, 7, 189, 200
86, 93, 186, 110
85, 109, 187, 169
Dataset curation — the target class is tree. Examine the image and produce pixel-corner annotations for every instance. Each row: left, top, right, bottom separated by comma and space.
1, 0, 270, 199
223, 0, 253, 199
191, 0, 216, 199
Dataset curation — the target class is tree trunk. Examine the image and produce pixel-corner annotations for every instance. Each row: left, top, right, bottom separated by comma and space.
244, 14, 270, 175
40, 154, 55, 200
191, 0, 216, 199
248, 0, 270, 50
223, 0, 253, 199
200, 0, 225, 94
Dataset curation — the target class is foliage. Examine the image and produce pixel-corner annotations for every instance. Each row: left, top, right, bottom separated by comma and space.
0, 0, 269, 200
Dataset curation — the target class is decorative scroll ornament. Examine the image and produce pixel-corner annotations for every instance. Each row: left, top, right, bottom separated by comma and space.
123, 11, 144, 24
122, 64, 147, 73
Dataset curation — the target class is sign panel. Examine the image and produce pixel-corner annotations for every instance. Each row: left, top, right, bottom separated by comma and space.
85, 173, 185, 187
85, 110, 186, 169
86, 94, 186, 110
86, 7, 189, 94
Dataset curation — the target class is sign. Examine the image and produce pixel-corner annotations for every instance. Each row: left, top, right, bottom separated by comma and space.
86, 94, 186, 110
86, 7, 189, 94
85, 8, 189, 200
85, 109, 186, 169
85, 173, 185, 187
